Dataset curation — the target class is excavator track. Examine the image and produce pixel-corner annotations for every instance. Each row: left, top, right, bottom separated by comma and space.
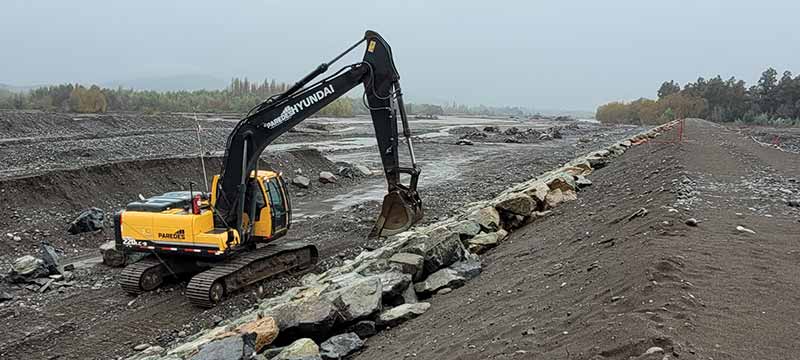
186, 241, 318, 308
119, 256, 166, 294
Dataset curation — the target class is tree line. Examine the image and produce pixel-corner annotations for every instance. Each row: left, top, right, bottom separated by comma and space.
0, 78, 358, 117
1, 78, 535, 119
596, 68, 800, 126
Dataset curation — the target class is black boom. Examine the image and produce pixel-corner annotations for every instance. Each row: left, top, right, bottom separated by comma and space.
214, 30, 422, 239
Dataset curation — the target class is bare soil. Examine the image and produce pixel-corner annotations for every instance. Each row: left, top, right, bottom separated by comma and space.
355, 119, 800, 360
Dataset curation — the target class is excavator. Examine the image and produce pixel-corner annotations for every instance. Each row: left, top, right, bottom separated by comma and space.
115, 30, 423, 307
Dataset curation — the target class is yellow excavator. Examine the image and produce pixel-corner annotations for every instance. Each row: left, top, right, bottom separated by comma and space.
116, 30, 423, 307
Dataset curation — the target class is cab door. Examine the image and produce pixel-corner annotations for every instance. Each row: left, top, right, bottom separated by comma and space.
265, 177, 288, 233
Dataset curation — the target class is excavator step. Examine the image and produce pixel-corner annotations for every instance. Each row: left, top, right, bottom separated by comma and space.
186, 241, 318, 308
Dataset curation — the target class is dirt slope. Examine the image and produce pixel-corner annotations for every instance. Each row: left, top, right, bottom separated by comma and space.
356, 119, 800, 359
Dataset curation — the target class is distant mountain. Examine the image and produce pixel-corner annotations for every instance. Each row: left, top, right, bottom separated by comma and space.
103, 74, 228, 92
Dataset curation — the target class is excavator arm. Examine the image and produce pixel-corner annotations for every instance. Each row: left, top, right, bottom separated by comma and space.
215, 30, 422, 240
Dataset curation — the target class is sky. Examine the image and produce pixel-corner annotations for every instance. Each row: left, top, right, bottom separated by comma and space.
2, 0, 799, 111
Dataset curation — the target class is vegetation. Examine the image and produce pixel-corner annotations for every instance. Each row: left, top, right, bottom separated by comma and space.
0, 78, 358, 117
0, 78, 527, 119
596, 68, 800, 126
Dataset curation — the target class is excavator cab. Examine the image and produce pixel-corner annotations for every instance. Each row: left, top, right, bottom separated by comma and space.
211, 171, 291, 246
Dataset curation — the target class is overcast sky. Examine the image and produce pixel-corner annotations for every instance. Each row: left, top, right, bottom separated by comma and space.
2, 0, 799, 111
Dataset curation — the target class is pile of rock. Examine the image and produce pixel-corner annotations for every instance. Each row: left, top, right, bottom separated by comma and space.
4, 242, 75, 294
127, 120, 680, 360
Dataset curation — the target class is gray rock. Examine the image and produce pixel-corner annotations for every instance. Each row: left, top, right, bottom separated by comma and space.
685, 218, 698, 227
292, 176, 311, 189
469, 207, 501, 232
494, 193, 536, 216
7, 255, 48, 283
414, 268, 465, 295
447, 220, 481, 239
575, 175, 593, 188
377, 302, 431, 328
546, 173, 577, 192
320, 333, 364, 360
354, 164, 372, 177
467, 229, 507, 254
324, 276, 382, 323
40, 242, 60, 274
274, 338, 320, 360
455, 139, 474, 145
450, 259, 482, 280
376, 271, 412, 300
318, 172, 337, 184
68, 207, 104, 235
346, 320, 377, 339
0, 291, 13, 302
388, 253, 424, 281
403, 232, 467, 275
134, 343, 152, 351
100, 240, 126, 267
585, 156, 607, 169
401, 284, 418, 304
268, 295, 341, 340
786, 199, 800, 207
436, 287, 452, 295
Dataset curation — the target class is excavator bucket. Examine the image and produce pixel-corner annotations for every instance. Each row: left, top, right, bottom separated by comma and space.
370, 189, 423, 238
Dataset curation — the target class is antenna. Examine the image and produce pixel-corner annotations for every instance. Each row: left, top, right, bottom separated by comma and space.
194, 113, 210, 192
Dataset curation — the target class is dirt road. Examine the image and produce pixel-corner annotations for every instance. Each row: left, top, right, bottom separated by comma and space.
355, 119, 800, 359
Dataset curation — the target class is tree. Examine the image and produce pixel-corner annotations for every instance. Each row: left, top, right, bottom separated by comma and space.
657, 81, 681, 99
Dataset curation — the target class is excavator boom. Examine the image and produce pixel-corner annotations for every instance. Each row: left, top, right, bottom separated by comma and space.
215, 30, 423, 239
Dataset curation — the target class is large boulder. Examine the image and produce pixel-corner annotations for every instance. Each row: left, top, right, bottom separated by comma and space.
467, 229, 508, 254
292, 176, 311, 189
323, 276, 382, 324
585, 156, 607, 169
414, 268, 465, 295
7, 255, 48, 283
375, 271, 412, 301
235, 316, 279, 353
402, 232, 467, 275
318, 172, 337, 184
546, 173, 577, 192
40, 242, 60, 275
68, 207, 104, 235
545, 188, 568, 209
268, 295, 341, 340
388, 253, 424, 281
450, 258, 482, 280
274, 338, 321, 360
575, 175, 592, 188
377, 302, 431, 328
100, 241, 126, 267
320, 333, 364, 360
561, 162, 592, 177
354, 164, 372, 177
469, 207, 500, 232
345, 320, 377, 339
189, 334, 255, 360
494, 193, 536, 216
522, 181, 550, 210
447, 220, 481, 240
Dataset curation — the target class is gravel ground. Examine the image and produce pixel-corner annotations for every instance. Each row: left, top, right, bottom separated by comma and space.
355, 119, 800, 360
0, 110, 646, 360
